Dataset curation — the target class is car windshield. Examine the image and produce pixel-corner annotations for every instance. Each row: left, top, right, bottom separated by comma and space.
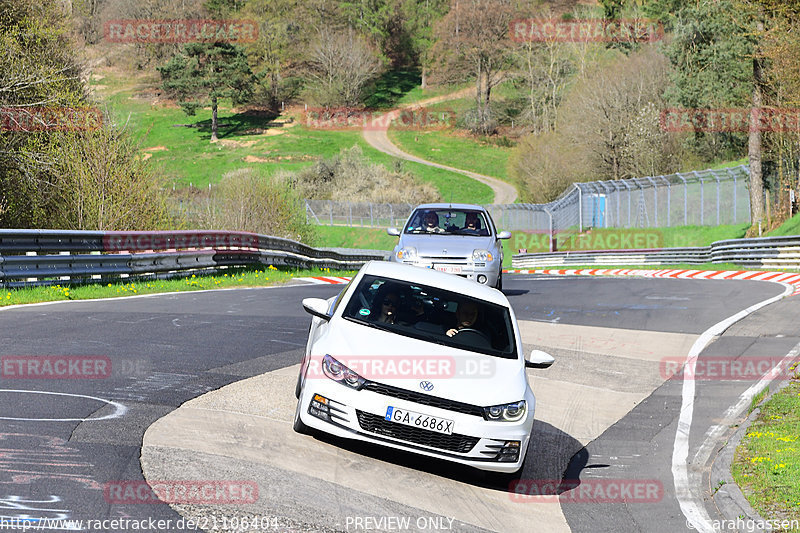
403, 209, 491, 236
341, 275, 517, 359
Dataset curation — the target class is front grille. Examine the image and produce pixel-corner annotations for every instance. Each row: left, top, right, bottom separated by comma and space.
356, 411, 479, 453
423, 256, 469, 261
361, 381, 484, 417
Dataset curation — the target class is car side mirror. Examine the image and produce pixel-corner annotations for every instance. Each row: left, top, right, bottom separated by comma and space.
497, 231, 511, 240
387, 227, 400, 237
302, 298, 331, 321
526, 349, 554, 369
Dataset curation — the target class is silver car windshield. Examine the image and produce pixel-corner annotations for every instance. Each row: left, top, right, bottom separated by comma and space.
404, 209, 491, 237
342, 275, 516, 359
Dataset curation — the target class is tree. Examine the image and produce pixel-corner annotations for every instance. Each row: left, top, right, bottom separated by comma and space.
663, 0, 763, 227
397, 0, 449, 84
158, 42, 256, 142
305, 29, 382, 108
430, 0, 520, 135
558, 47, 677, 181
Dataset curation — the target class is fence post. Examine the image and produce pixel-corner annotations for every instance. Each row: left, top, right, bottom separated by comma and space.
329, 200, 333, 226
370, 203, 374, 228
727, 167, 738, 224
646, 177, 658, 227
575, 184, 583, 232
713, 171, 721, 225
676, 173, 688, 226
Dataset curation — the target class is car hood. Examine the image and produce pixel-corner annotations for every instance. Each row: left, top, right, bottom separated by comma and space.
314, 318, 528, 406
397, 234, 495, 257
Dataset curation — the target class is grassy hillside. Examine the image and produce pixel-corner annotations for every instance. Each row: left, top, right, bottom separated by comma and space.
91, 69, 493, 203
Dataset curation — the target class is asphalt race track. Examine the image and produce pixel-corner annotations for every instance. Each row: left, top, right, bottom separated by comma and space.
0, 274, 796, 533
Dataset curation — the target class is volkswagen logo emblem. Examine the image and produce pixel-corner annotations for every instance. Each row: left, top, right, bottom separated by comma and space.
419, 381, 434, 392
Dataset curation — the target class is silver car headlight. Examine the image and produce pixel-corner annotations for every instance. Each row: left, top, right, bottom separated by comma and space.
484, 400, 526, 422
472, 249, 494, 262
322, 354, 365, 390
397, 247, 418, 261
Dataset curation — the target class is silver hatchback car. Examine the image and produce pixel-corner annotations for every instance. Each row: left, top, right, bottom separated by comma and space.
388, 203, 511, 290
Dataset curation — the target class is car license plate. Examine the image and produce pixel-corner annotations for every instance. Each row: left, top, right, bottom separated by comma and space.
434, 264, 462, 274
385, 406, 454, 435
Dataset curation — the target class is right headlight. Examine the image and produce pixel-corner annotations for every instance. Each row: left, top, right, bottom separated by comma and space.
322, 354, 365, 390
396, 247, 418, 261
483, 400, 527, 422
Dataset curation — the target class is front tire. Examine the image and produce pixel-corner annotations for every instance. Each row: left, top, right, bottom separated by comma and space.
495, 272, 503, 291
293, 399, 310, 434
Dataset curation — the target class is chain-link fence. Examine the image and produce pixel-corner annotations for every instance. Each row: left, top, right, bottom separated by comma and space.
305, 165, 752, 233
487, 165, 751, 232
304, 200, 417, 228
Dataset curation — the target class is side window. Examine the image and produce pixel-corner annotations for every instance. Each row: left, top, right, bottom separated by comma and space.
330, 278, 354, 315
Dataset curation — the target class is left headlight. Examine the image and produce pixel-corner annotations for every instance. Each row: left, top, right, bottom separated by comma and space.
472, 249, 494, 262
322, 354, 366, 390
397, 247, 418, 261
484, 400, 526, 422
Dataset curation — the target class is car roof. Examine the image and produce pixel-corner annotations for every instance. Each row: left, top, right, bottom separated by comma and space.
358, 261, 509, 307
412, 203, 486, 212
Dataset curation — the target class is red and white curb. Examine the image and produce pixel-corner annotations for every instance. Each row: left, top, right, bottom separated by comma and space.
295, 276, 352, 285
504, 268, 800, 296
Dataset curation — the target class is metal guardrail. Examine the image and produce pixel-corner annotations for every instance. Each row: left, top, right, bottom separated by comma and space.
512, 235, 800, 270
0, 229, 387, 288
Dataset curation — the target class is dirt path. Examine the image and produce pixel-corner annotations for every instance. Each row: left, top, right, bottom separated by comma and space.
362, 88, 518, 205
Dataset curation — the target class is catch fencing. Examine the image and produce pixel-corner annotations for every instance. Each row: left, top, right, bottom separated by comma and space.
304, 166, 752, 235
0, 229, 386, 288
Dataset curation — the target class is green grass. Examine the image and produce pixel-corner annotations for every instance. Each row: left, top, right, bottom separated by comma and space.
706, 158, 748, 170
732, 380, 800, 531
315, 226, 398, 250
0, 266, 354, 307
91, 70, 492, 203
388, 129, 513, 182
769, 212, 800, 237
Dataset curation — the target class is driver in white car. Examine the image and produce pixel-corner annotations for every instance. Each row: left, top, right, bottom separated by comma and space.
446, 300, 479, 337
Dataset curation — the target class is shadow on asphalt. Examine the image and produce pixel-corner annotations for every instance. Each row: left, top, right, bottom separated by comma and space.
304, 419, 582, 493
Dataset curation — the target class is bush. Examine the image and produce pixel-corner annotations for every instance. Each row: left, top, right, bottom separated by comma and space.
199, 168, 316, 244
285, 145, 440, 204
